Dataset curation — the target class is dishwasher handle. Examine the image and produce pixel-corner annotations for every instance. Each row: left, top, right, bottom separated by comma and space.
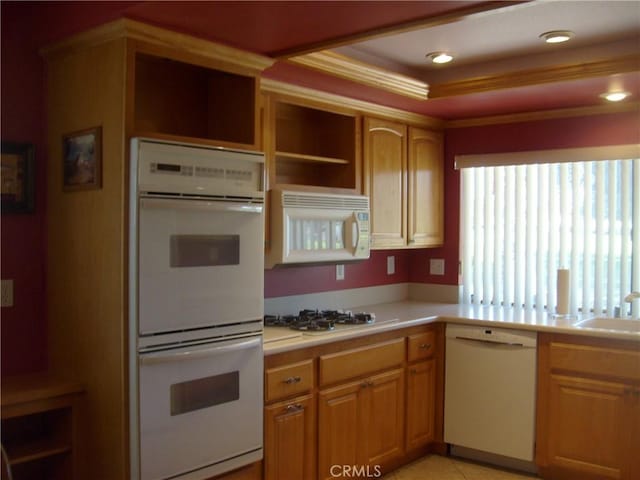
454, 335, 529, 347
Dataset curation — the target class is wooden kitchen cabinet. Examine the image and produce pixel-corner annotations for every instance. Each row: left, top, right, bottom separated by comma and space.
317, 338, 406, 479
42, 19, 273, 480
363, 117, 408, 248
536, 334, 640, 480
264, 394, 316, 480
264, 93, 360, 191
264, 360, 316, 480
1, 375, 83, 480
318, 369, 404, 480
363, 118, 444, 249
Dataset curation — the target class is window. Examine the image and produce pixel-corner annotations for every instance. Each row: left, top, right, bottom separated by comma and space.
459, 146, 639, 318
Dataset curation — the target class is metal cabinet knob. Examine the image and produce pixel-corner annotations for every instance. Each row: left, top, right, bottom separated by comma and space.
284, 376, 302, 384
419, 343, 432, 350
285, 403, 303, 413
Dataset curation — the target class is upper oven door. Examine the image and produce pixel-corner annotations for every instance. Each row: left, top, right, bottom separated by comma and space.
138, 196, 264, 336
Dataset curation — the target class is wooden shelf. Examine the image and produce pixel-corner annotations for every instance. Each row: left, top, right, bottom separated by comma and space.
275, 151, 349, 165
6, 438, 71, 466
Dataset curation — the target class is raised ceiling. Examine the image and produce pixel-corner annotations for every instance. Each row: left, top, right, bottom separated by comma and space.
11, 0, 640, 120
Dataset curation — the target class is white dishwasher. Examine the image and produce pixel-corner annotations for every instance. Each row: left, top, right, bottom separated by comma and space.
444, 324, 537, 468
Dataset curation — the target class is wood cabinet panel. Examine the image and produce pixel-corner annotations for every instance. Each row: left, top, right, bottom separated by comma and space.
264, 394, 315, 480
319, 338, 405, 387
407, 127, 444, 247
407, 331, 436, 362
363, 117, 407, 248
265, 360, 314, 402
361, 369, 405, 466
547, 374, 627, 479
549, 342, 640, 381
537, 334, 640, 480
406, 359, 436, 451
318, 382, 361, 480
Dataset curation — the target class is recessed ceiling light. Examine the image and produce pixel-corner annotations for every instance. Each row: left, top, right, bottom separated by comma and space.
426, 52, 453, 64
539, 30, 574, 44
600, 91, 631, 102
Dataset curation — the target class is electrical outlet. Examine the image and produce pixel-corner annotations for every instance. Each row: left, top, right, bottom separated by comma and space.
336, 264, 345, 281
430, 259, 445, 276
1, 279, 14, 307
387, 256, 395, 275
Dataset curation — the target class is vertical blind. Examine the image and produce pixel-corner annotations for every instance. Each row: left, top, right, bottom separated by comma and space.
460, 158, 640, 318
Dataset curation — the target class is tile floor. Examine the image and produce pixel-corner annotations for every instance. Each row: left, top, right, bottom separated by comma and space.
382, 455, 541, 480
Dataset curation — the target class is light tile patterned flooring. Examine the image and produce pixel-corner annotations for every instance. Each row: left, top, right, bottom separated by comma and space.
382, 455, 541, 480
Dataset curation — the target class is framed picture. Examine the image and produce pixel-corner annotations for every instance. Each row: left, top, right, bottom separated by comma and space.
1, 141, 35, 214
63, 126, 102, 191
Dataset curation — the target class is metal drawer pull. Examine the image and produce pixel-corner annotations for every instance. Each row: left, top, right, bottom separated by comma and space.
285, 404, 304, 413
361, 380, 374, 388
410, 369, 418, 374
284, 376, 302, 384
419, 343, 432, 350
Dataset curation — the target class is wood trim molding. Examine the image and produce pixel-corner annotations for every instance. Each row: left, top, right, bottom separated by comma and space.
445, 101, 640, 128
261, 78, 443, 129
430, 55, 640, 98
289, 51, 428, 100
40, 18, 275, 72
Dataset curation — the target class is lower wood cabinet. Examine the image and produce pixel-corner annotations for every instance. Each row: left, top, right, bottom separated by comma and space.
536, 333, 640, 480
406, 359, 436, 451
264, 394, 316, 480
318, 369, 404, 480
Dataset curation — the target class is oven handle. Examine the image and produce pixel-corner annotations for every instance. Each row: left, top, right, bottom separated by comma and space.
140, 197, 263, 214
139, 336, 261, 365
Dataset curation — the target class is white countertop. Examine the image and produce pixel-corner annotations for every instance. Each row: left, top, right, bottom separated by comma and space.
263, 301, 640, 354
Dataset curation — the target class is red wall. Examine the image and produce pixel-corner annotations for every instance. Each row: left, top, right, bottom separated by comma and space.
410, 110, 640, 287
265, 249, 409, 298
1, 4, 48, 375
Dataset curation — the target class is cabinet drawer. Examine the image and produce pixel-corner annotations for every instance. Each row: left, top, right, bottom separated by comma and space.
549, 342, 640, 381
319, 338, 405, 387
407, 331, 436, 362
265, 360, 314, 403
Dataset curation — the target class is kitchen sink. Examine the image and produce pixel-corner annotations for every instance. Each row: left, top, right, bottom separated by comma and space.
573, 317, 640, 333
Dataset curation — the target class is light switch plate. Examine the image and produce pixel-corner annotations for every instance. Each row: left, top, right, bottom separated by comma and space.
430, 259, 445, 276
387, 256, 395, 275
336, 264, 345, 281
1, 279, 14, 307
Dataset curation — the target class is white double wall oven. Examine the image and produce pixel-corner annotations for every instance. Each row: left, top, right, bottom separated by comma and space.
129, 139, 265, 480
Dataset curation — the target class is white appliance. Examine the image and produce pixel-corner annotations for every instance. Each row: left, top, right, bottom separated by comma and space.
444, 324, 537, 471
129, 138, 265, 480
266, 188, 370, 268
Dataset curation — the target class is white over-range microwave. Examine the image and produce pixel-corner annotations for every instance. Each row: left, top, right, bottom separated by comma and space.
266, 189, 370, 267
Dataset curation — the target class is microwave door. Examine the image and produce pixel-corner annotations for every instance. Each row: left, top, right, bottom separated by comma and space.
137, 197, 264, 336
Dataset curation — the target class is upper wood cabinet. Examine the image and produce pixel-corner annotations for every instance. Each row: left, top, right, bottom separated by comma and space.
363, 117, 408, 248
263, 93, 361, 192
132, 52, 260, 149
408, 127, 444, 247
363, 118, 444, 249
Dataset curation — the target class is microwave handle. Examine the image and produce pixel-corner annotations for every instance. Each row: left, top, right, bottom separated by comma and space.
140, 197, 263, 214
352, 216, 359, 249
140, 336, 261, 365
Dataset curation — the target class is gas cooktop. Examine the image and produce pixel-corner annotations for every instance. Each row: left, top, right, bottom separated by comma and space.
264, 309, 375, 335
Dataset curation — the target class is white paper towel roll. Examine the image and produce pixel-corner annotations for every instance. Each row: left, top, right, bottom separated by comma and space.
557, 269, 570, 315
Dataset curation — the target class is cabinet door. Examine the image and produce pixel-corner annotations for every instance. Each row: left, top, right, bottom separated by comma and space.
264, 394, 316, 480
361, 368, 405, 467
407, 127, 444, 247
318, 382, 361, 480
625, 391, 640, 480
363, 117, 407, 248
406, 359, 436, 451
547, 374, 627, 479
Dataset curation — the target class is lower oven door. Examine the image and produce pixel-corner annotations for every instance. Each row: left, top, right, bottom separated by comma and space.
138, 335, 263, 480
